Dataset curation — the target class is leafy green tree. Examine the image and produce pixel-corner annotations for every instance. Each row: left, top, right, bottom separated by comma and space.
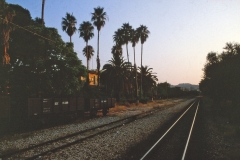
157, 82, 171, 99
136, 25, 150, 97
199, 42, 240, 102
0, 3, 88, 125
9, 4, 31, 26
61, 12, 77, 43
91, 6, 108, 87
0, 1, 15, 65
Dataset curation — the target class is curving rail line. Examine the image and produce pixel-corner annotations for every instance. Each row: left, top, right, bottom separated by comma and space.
140, 100, 199, 160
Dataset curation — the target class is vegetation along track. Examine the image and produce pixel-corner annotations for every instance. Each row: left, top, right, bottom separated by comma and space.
1, 106, 167, 160
139, 100, 199, 160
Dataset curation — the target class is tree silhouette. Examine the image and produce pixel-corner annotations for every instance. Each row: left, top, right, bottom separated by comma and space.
130, 28, 140, 98
1, 1, 15, 65
136, 25, 150, 97
121, 23, 132, 63
82, 45, 94, 71
91, 6, 108, 87
61, 12, 77, 43
200, 42, 240, 102
78, 21, 94, 70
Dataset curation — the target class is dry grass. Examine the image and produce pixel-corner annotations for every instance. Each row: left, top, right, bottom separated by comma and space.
109, 98, 185, 116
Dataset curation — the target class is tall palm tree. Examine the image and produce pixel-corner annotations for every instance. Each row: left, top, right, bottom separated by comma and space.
1, 2, 15, 65
61, 12, 77, 43
111, 45, 122, 57
121, 23, 132, 63
113, 28, 124, 47
78, 21, 94, 68
91, 6, 108, 87
130, 28, 140, 98
82, 45, 94, 71
137, 25, 150, 98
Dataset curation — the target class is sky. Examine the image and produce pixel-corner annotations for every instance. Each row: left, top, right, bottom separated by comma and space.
5, 0, 240, 85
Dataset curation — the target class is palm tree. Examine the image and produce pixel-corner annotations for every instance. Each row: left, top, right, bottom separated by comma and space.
1, 2, 15, 65
138, 66, 158, 97
137, 25, 150, 98
101, 54, 128, 101
82, 45, 94, 71
121, 23, 132, 63
113, 28, 124, 46
130, 28, 140, 98
111, 45, 122, 57
78, 21, 94, 70
91, 6, 108, 87
61, 12, 77, 43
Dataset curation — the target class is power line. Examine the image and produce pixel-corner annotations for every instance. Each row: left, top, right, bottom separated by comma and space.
0, 17, 56, 43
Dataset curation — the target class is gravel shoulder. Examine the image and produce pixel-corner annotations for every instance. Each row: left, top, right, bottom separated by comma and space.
44, 99, 194, 160
0, 98, 194, 159
200, 98, 240, 160
2, 97, 238, 160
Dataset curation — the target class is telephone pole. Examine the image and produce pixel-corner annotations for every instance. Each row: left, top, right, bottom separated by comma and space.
41, 0, 45, 25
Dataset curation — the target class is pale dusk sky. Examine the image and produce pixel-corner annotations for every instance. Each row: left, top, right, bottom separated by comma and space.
6, 0, 240, 85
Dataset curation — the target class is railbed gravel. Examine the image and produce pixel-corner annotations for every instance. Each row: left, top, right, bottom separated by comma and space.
0, 115, 132, 152
42, 99, 193, 160
0, 98, 194, 159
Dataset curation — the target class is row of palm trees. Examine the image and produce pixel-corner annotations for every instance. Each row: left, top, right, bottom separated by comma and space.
101, 56, 157, 100
112, 23, 150, 98
61, 7, 153, 99
61, 7, 107, 85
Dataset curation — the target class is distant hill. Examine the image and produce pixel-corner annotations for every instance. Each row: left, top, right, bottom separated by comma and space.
171, 83, 199, 91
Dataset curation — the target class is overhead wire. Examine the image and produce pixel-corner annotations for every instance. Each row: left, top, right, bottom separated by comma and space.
0, 17, 56, 43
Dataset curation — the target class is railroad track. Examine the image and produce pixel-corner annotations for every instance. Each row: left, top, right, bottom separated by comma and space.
139, 100, 200, 160
1, 105, 168, 160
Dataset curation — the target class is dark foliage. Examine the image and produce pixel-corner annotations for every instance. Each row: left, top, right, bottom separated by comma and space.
199, 42, 240, 102
0, 4, 86, 124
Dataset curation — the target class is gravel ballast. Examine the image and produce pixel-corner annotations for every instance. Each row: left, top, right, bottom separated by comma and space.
0, 98, 194, 159
41, 99, 194, 159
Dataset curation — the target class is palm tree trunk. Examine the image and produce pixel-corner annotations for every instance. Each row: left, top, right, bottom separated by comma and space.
86, 41, 89, 85
140, 43, 143, 98
133, 46, 138, 98
86, 41, 89, 70
70, 36, 72, 43
126, 43, 129, 63
97, 30, 100, 87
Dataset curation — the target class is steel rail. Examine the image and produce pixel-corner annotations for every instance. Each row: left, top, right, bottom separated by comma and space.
181, 101, 199, 160
2, 103, 165, 159
140, 100, 197, 160
25, 106, 166, 160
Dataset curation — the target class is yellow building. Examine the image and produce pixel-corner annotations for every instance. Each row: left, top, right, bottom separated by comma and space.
80, 70, 98, 86
88, 70, 98, 86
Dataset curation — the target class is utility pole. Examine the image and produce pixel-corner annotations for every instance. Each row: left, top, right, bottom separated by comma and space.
41, 0, 45, 25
